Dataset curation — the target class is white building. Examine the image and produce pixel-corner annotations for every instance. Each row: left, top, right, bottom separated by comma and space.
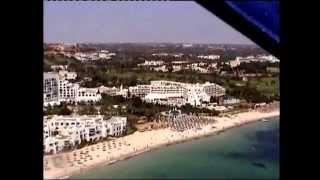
173, 53, 184, 58
236, 55, 279, 63
129, 85, 152, 97
99, 86, 118, 96
143, 93, 186, 107
51, 65, 67, 71
105, 117, 127, 136
228, 58, 241, 68
98, 85, 128, 98
198, 55, 220, 60
58, 70, 77, 80
76, 87, 101, 103
191, 66, 210, 73
182, 43, 193, 48
44, 72, 60, 106
130, 80, 225, 107
73, 51, 116, 62
152, 53, 169, 57
172, 61, 189, 64
152, 65, 168, 72
223, 98, 240, 105
44, 72, 101, 106
257, 55, 280, 62
43, 115, 127, 154
116, 85, 129, 97
58, 79, 78, 102
172, 65, 182, 72
138, 60, 164, 67
266, 67, 280, 73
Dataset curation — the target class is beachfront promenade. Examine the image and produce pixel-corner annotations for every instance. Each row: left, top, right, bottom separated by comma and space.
44, 109, 279, 179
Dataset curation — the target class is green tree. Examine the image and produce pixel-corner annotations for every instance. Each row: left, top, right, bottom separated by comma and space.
59, 104, 72, 115
167, 66, 173, 73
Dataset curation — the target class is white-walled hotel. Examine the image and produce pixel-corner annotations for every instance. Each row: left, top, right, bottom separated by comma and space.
129, 80, 225, 107
43, 115, 127, 154
44, 72, 101, 106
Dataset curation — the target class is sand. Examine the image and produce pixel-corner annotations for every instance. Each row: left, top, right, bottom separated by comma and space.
44, 109, 279, 179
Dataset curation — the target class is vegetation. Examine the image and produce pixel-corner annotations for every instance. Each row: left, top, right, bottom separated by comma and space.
237, 61, 279, 74
43, 45, 279, 126
180, 104, 220, 116
226, 77, 279, 103
78, 104, 98, 115
44, 103, 72, 116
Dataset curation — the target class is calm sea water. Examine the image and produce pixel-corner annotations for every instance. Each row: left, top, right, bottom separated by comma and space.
72, 117, 279, 179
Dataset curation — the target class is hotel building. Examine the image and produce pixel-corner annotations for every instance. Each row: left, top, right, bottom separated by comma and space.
44, 72, 101, 106
43, 115, 127, 154
129, 80, 225, 107
98, 85, 128, 98
44, 72, 60, 106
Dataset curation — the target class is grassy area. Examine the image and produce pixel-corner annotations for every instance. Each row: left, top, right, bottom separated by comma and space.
250, 77, 279, 98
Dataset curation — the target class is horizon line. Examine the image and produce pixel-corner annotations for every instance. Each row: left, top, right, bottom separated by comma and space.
44, 41, 256, 46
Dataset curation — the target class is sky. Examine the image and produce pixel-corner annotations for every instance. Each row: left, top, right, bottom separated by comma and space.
44, 1, 254, 44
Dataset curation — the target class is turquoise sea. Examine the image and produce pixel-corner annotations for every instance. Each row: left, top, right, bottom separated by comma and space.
71, 117, 279, 179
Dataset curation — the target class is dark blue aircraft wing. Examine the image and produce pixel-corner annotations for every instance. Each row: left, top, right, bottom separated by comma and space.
196, 1, 280, 58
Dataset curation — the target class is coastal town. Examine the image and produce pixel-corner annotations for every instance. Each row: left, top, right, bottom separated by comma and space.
43, 43, 279, 179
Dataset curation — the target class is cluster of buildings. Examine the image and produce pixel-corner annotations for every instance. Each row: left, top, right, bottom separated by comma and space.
43, 115, 127, 154
44, 43, 116, 62
197, 54, 220, 60
138, 54, 278, 74
44, 43, 78, 54
129, 80, 225, 107
226, 58, 241, 68
199, 97, 241, 112
223, 54, 279, 69
137, 60, 168, 72
137, 60, 164, 67
72, 50, 116, 62
182, 43, 193, 48
236, 55, 280, 63
50, 65, 68, 71
44, 71, 101, 106
151, 53, 184, 58
98, 85, 129, 98
137, 60, 218, 74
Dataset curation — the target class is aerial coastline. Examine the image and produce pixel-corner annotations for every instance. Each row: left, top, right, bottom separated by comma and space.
44, 108, 279, 179
44, 1, 279, 179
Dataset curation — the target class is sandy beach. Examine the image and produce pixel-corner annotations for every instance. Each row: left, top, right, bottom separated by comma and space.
44, 109, 279, 179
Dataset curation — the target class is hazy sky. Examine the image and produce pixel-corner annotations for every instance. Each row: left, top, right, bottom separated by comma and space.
44, 1, 254, 44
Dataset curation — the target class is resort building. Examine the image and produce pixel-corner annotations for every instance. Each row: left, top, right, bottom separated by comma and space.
44, 72, 60, 106
105, 116, 127, 136
191, 66, 210, 73
129, 80, 225, 107
58, 70, 77, 80
235, 55, 280, 63
223, 97, 241, 105
152, 53, 169, 57
266, 67, 280, 73
98, 85, 128, 98
172, 61, 189, 64
44, 72, 101, 106
58, 79, 78, 102
228, 58, 241, 68
43, 115, 127, 154
50, 65, 67, 71
197, 54, 220, 60
72, 50, 116, 62
172, 65, 182, 72
76, 87, 101, 102
152, 65, 168, 72
137, 60, 164, 67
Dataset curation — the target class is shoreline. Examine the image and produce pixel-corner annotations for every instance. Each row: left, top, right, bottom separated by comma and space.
44, 110, 279, 179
